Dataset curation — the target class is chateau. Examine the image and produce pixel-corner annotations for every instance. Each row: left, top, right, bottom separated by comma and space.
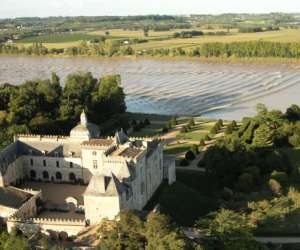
0, 111, 176, 236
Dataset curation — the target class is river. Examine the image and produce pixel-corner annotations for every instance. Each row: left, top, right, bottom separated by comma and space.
1, 55, 300, 120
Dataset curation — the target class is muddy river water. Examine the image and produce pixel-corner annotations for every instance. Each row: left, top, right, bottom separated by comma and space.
1, 55, 300, 120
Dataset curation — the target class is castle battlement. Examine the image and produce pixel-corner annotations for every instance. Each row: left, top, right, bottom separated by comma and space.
15, 134, 69, 142
8, 216, 85, 226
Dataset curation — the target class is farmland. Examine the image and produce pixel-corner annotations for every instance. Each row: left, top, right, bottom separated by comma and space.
13, 28, 300, 52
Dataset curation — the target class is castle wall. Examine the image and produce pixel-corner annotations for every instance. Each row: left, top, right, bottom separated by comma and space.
84, 195, 120, 225
7, 217, 85, 236
20, 156, 90, 184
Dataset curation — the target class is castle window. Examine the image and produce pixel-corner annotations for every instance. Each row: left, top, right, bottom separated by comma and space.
93, 160, 98, 169
43, 171, 49, 180
30, 170, 36, 179
70, 162, 73, 168
56, 161, 60, 168
43, 159, 46, 167
56, 172, 62, 180
30, 159, 34, 166
92, 151, 97, 156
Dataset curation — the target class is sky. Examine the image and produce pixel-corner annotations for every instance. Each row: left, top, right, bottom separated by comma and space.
1, 0, 300, 18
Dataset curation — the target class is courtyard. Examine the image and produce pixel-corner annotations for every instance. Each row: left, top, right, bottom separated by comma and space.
20, 181, 87, 220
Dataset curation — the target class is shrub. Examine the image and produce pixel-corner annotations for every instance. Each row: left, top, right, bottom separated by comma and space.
210, 126, 217, 134
180, 125, 188, 133
218, 119, 223, 127
179, 158, 189, 166
269, 178, 282, 195
191, 144, 199, 155
185, 150, 196, 161
188, 118, 195, 126
203, 134, 210, 141
225, 125, 233, 135
170, 117, 177, 127
231, 120, 237, 128
199, 139, 205, 146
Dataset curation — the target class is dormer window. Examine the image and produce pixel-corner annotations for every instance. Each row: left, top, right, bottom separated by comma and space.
54, 152, 59, 157
28, 149, 33, 155
69, 151, 74, 157
42, 150, 47, 155
92, 151, 97, 156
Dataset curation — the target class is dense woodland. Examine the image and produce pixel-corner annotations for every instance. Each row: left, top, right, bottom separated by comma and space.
0, 72, 126, 150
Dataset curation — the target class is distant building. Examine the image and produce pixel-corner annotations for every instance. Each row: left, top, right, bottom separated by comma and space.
0, 111, 175, 236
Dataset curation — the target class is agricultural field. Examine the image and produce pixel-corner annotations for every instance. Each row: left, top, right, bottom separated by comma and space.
12, 28, 300, 51
16, 32, 109, 43
131, 29, 300, 51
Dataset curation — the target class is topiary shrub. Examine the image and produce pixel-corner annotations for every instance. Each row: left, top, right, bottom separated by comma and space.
203, 134, 210, 141
191, 144, 199, 155
210, 126, 217, 134
199, 139, 205, 146
185, 150, 196, 161
180, 125, 188, 133
224, 124, 233, 135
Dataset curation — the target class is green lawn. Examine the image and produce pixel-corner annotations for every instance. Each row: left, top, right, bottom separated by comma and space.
164, 143, 194, 156
177, 121, 216, 141
17, 33, 112, 43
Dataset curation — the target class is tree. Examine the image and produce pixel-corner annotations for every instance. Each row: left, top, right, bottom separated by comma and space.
196, 208, 255, 249
253, 124, 274, 147
60, 71, 97, 119
286, 104, 300, 122
92, 74, 126, 119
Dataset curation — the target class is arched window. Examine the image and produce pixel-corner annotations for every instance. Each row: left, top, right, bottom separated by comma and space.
69, 173, 76, 181
30, 170, 36, 179
56, 172, 62, 180
43, 171, 49, 180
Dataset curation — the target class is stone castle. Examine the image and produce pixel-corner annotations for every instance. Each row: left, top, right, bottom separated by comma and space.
0, 111, 176, 236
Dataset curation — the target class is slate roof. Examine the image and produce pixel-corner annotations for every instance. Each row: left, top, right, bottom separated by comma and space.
0, 187, 32, 209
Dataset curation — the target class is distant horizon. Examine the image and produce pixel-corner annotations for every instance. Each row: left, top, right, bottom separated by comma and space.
1, 0, 300, 19
1, 12, 300, 20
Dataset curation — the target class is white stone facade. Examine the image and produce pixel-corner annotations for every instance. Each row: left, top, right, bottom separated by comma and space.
0, 111, 175, 235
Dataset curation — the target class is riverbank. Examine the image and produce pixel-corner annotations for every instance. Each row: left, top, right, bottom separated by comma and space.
2, 53, 300, 65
